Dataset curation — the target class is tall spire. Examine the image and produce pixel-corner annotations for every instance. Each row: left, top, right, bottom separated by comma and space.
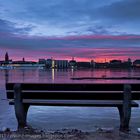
22, 57, 25, 62
5, 52, 9, 62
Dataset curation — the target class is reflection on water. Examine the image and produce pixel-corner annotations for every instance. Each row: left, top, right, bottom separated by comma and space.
0, 69, 140, 131
52, 69, 55, 81
1, 68, 140, 83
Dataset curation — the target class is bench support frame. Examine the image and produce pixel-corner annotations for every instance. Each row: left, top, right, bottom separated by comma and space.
119, 84, 131, 131
14, 84, 30, 129
13, 83, 132, 131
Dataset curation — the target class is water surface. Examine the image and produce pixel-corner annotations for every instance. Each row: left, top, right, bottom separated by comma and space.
0, 69, 140, 131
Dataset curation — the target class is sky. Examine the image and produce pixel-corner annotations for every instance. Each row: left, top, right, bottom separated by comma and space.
0, 0, 140, 62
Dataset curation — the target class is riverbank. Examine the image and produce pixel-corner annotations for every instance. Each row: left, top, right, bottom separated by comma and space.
1, 128, 140, 140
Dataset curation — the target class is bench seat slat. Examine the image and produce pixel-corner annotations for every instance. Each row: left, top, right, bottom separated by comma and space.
7, 90, 140, 93
6, 83, 125, 91
9, 99, 139, 107
7, 90, 124, 93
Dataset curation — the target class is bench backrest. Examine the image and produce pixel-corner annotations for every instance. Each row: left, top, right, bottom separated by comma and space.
6, 83, 140, 100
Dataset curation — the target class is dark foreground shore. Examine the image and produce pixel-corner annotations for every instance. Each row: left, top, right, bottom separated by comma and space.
1, 128, 140, 140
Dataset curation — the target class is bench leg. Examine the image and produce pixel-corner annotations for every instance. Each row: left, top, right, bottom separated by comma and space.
14, 83, 30, 129
15, 103, 30, 129
117, 106, 131, 131
117, 84, 132, 132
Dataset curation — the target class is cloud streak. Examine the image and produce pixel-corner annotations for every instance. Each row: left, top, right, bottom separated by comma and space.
0, 33, 140, 62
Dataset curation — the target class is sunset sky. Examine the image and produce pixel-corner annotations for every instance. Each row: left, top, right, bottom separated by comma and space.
0, 0, 140, 62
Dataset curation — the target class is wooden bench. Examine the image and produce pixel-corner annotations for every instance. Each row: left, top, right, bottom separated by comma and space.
6, 83, 140, 131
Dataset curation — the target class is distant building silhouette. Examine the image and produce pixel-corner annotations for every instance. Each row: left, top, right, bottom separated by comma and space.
110, 60, 122, 64
90, 60, 96, 68
128, 58, 131, 63
39, 59, 46, 64
55, 60, 68, 69
109, 60, 122, 68
46, 59, 52, 68
108, 59, 132, 68
5, 52, 9, 62
77, 62, 91, 68
69, 57, 77, 68
22, 57, 25, 62
133, 60, 140, 67
45, 58, 68, 69
127, 58, 132, 67
95, 62, 108, 68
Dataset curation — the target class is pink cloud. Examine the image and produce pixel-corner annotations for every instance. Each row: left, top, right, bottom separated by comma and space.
1, 32, 140, 62
1, 46, 140, 62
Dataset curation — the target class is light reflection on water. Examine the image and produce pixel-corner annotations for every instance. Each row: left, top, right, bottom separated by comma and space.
0, 69, 140, 131
1, 68, 140, 83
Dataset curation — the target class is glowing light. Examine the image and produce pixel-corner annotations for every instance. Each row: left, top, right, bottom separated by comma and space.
52, 68, 55, 81
52, 60, 55, 68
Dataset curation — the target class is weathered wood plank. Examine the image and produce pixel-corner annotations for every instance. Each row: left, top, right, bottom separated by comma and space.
6, 83, 125, 91
6, 83, 140, 100
9, 99, 139, 107
119, 84, 132, 131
